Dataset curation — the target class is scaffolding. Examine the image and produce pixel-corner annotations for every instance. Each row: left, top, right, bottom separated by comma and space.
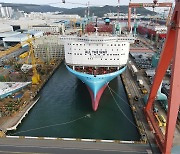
34, 35, 64, 63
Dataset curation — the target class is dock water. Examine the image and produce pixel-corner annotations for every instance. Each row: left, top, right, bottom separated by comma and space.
7, 63, 140, 141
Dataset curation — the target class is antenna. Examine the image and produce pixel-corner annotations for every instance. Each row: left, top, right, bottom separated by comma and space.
117, 0, 120, 21
86, 1, 90, 20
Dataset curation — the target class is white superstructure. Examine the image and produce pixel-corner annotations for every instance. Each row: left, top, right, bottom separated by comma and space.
60, 35, 133, 67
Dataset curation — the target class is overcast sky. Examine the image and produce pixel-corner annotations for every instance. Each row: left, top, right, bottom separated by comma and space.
0, 0, 173, 8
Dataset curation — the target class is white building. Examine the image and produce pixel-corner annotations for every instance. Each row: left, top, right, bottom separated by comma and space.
10, 18, 47, 30
3, 33, 32, 47
28, 12, 81, 20
0, 31, 20, 41
24, 29, 44, 38
0, 5, 14, 18
30, 23, 65, 34
0, 23, 13, 33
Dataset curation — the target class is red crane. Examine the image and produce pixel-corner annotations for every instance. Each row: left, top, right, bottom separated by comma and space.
128, 1, 173, 31
145, 0, 180, 153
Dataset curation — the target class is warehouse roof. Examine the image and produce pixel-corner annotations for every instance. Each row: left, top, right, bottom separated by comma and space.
0, 31, 20, 38
3, 34, 32, 42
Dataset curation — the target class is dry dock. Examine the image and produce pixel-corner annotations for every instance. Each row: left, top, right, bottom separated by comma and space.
0, 59, 63, 133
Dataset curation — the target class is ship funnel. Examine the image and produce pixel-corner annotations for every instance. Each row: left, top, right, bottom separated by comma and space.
104, 18, 110, 25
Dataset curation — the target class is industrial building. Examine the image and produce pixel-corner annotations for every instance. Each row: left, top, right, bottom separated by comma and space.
0, 4, 14, 18
0, 22, 13, 33
28, 12, 81, 20
23, 30, 43, 38
30, 24, 65, 34
0, 31, 21, 42
3, 33, 32, 47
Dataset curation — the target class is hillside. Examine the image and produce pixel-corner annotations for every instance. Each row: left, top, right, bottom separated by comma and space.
63, 5, 156, 17
1, 3, 156, 17
1, 3, 66, 13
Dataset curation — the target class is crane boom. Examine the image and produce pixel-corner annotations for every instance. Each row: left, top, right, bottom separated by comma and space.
29, 41, 40, 84
128, 2, 173, 31
129, 2, 172, 8
0, 36, 35, 59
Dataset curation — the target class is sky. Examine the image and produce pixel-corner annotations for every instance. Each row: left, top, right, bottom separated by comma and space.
0, 0, 173, 8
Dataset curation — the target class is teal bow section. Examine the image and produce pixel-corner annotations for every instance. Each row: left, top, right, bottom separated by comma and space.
66, 65, 126, 99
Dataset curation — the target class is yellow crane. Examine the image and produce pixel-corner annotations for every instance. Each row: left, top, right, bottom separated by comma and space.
19, 38, 40, 84
0, 36, 35, 58
70, 18, 77, 29
0, 36, 40, 84
28, 41, 40, 85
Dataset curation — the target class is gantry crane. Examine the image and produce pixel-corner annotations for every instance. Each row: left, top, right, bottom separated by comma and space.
145, 0, 180, 153
128, 0, 173, 31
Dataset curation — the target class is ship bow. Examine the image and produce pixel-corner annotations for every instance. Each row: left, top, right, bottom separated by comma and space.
66, 65, 126, 111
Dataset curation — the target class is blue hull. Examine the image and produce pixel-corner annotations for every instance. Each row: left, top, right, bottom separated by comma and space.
66, 65, 126, 111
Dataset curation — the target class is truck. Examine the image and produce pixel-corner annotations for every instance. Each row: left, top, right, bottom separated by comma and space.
158, 115, 166, 127
154, 113, 163, 127
141, 88, 148, 94
153, 106, 159, 113
138, 79, 144, 88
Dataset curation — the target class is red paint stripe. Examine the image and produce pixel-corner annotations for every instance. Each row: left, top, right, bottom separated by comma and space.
87, 84, 107, 111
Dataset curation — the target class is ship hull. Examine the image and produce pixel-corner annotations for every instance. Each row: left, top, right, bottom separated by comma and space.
138, 25, 166, 39
66, 65, 126, 111
137, 25, 148, 35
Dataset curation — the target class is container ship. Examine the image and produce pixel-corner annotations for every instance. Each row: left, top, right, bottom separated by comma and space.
137, 22, 167, 39
60, 22, 134, 111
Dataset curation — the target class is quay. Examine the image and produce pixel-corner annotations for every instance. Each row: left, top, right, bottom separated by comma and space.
0, 136, 159, 154
0, 59, 64, 133
120, 67, 160, 153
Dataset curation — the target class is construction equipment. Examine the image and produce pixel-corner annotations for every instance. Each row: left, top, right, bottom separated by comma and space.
141, 88, 148, 94
70, 18, 77, 29
20, 39, 40, 84
0, 36, 34, 59
128, 0, 173, 31
28, 41, 40, 84
145, 0, 180, 153
19, 51, 29, 59
0, 36, 40, 84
